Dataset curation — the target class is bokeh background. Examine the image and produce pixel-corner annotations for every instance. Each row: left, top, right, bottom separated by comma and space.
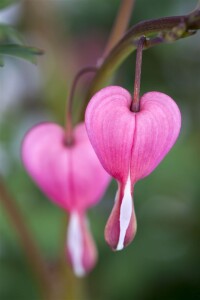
0, 0, 200, 299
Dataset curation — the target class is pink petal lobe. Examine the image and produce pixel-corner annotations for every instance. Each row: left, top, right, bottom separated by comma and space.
105, 176, 137, 251
86, 87, 181, 185
85, 86, 135, 184
130, 92, 181, 182
67, 211, 97, 276
22, 122, 110, 212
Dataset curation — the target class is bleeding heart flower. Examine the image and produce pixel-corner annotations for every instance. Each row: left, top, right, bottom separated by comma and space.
22, 122, 110, 276
85, 86, 181, 251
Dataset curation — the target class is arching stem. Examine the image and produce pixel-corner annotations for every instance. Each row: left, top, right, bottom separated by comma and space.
131, 36, 146, 112
84, 6, 200, 108
64, 66, 98, 145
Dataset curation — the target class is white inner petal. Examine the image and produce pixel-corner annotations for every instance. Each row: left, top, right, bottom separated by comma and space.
116, 173, 133, 251
67, 212, 85, 277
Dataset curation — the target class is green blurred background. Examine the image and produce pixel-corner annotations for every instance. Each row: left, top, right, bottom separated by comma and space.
0, 0, 200, 299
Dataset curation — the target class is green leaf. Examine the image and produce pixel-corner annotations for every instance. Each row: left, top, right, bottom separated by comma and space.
0, 44, 43, 64
0, 24, 24, 44
0, 0, 19, 10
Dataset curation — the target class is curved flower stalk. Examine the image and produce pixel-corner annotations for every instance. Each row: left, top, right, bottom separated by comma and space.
22, 122, 110, 276
85, 86, 181, 251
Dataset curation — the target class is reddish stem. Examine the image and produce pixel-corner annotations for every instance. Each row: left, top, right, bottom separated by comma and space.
131, 36, 146, 112
64, 67, 97, 145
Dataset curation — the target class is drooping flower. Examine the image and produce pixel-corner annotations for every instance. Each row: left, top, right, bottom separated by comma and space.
85, 86, 181, 251
22, 122, 110, 276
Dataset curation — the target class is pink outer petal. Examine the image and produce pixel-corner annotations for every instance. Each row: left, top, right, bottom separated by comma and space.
22, 122, 110, 212
67, 211, 97, 276
85, 86, 135, 184
105, 179, 137, 251
130, 91, 181, 182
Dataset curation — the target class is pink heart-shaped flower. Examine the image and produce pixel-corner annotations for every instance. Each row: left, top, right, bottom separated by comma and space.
22, 122, 110, 275
85, 86, 181, 250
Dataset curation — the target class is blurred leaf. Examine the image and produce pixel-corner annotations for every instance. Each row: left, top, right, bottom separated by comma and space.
0, 44, 43, 64
0, 55, 3, 66
0, 24, 24, 44
0, 0, 18, 10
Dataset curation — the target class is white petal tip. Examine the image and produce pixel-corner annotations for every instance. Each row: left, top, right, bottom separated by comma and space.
67, 212, 85, 277
116, 175, 132, 250
74, 267, 86, 277
116, 243, 124, 251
